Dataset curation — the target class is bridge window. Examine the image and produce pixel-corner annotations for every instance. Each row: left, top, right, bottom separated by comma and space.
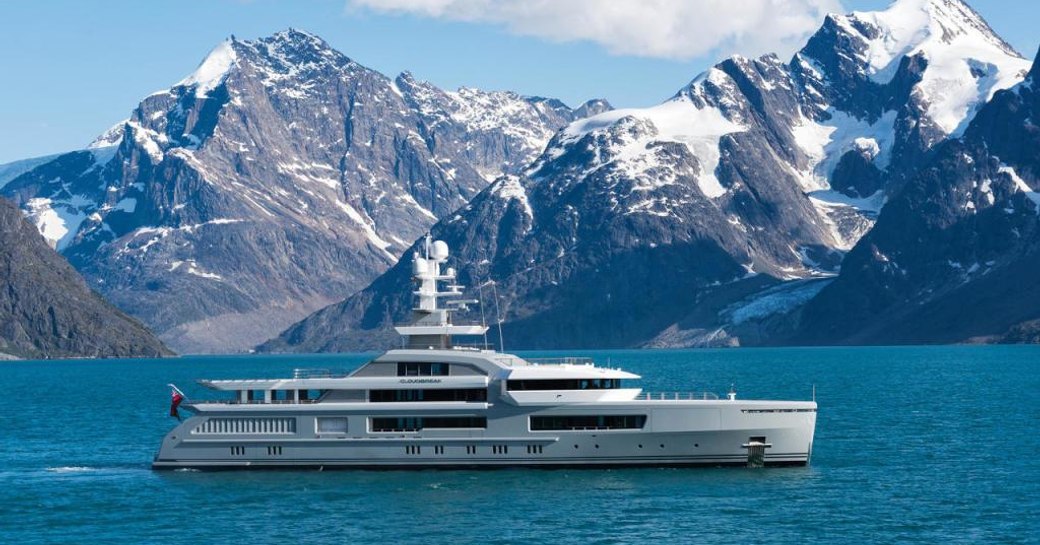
507, 379, 621, 391
370, 416, 487, 432
297, 390, 326, 403
369, 388, 487, 402
397, 363, 450, 376
530, 415, 646, 431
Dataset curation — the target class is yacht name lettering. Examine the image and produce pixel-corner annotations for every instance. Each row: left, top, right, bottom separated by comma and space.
399, 378, 443, 384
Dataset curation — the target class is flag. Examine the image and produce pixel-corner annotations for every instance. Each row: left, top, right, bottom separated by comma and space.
169, 384, 185, 421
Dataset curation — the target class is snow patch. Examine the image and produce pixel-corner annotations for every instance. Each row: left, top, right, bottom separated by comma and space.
792, 109, 898, 192
87, 120, 126, 150
23, 197, 87, 250
1002, 165, 1040, 213
560, 95, 746, 198
491, 176, 533, 221
127, 121, 164, 163
333, 199, 397, 261
177, 40, 238, 98
169, 259, 222, 280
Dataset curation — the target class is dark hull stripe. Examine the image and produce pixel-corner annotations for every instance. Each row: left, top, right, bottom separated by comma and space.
153, 453, 810, 471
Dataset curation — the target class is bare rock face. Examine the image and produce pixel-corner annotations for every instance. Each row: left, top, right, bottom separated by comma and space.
2, 29, 607, 353
263, 0, 1033, 352
0, 198, 171, 359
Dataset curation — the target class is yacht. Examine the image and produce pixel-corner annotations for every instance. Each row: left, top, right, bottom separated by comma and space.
152, 238, 817, 469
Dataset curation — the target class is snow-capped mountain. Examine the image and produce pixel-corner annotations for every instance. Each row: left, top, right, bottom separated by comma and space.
792, 45, 1040, 344
1, 29, 609, 353
262, 0, 1034, 352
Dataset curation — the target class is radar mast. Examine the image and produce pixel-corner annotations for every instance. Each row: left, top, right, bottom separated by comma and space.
394, 234, 489, 349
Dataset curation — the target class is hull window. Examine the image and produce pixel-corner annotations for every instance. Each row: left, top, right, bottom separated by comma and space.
508, 379, 621, 391
370, 416, 487, 432
298, 390, 327, 403
397, 363, 450, 376
369, 388, 487, 402
530, 415, 647, 431
316, 417, 348, 434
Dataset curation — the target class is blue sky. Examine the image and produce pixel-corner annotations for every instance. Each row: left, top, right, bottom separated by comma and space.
0, 0, 1036, 164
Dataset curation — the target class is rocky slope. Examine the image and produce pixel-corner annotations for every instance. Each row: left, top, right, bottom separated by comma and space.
0, 198, 171, 359
791, 46, 1040, 344
262, 0, 1032, 352
2, 29, 608, 353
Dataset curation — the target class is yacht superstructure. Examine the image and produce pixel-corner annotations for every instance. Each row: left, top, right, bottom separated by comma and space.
152, 238, 817, 469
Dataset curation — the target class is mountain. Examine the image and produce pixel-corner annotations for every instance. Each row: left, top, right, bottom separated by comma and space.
261, 0, 1032, 353
0, 198, 171, 359
1, 29, 609, 354
0, 154, 63, 189
791, 46, 1040, 344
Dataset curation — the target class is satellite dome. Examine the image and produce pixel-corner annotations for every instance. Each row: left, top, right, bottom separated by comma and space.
432, 240, 449, 260
412, 256, 429, 275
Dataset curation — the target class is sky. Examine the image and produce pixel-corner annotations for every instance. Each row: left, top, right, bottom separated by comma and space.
0, 0, 1037, 164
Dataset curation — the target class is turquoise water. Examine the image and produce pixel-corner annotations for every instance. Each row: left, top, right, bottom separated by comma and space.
1, 346, 1037, 544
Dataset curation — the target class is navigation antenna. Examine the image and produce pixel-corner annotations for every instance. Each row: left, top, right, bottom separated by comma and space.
491, 280, 505, 353
478, 282, 489, 350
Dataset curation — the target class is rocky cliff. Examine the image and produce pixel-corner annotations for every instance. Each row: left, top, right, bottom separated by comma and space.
0, 198, 171, 359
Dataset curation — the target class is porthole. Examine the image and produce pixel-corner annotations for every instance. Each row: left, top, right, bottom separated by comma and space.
594, 444, 599, 449
574, 444, 579, 449
638, 444, 643, 448
694, 443, 699, 448
659, 444, 665, 449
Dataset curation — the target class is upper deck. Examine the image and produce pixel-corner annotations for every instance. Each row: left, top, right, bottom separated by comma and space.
198, 348, 639, 391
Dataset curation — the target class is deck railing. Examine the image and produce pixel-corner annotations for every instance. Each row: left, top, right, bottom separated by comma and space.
189, 399, 324, 405
292, 368, 350, 379
525, 357, 595, 366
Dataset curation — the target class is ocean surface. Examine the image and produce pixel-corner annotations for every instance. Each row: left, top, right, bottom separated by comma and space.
1, 346, 1037, 544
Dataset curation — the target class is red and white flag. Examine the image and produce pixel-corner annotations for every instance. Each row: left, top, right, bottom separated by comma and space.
168, 384, 185, 420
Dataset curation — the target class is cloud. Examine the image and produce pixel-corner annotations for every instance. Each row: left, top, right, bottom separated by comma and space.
347, 0, 844, 60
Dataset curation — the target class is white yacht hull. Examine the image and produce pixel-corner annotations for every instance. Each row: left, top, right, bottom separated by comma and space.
153, 401, 816, 470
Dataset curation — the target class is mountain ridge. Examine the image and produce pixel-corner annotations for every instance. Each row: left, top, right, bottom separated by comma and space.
261, 0, 1034, 353
2, 28, 609, 354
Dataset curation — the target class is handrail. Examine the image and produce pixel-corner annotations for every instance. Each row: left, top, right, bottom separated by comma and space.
190, 399, 324, 405
525, 357, 595, 366
449, 343, 494, 350
292, 368, 350, 379
641, 391, 720, 401
392, 320, 488, 328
